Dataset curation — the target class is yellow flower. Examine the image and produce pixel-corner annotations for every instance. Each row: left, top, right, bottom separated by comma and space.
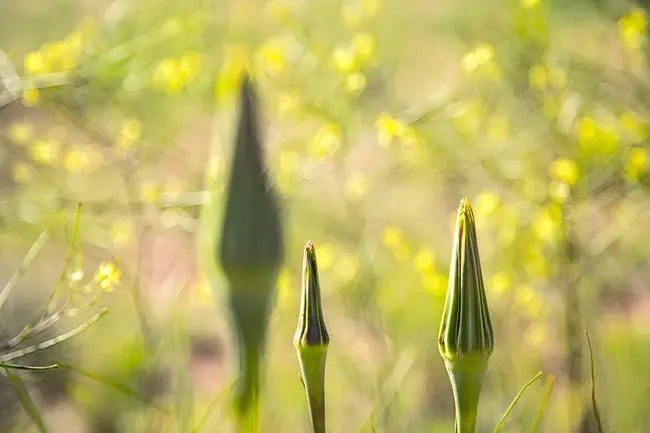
333, 45, 357, 73
620, 111, 647, 142
375, 113, 405, 147
413, 248, 435, 273
547, 68, 566, 89
550, 158, 579, 186
309, 124, 341, 158
109, 221, 131, 245
489, 271, 511, 296
316, 243, 335, 271
520, 0, 540, 9
352, 33, 375, 62
24, 51, 48, 75
117, 118, 143, 152
95, 262, 121, 292
346, 71, 367, 92
528, 65, 547, 89
7, 122, 34, 145
624, 148, 647, 182
619, 8, 647, 51
335, 252, 360, 282
487, 116, 509, 142
11, 162, 33, 183
345, 173, 369, 200
63, 145, 102, 172
548, 180, 570, 204
258, 38, 287, 75
22, 88, 40, 107
28, 139, 61, 165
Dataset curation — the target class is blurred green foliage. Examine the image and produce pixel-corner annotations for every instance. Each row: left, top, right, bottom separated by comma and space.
2, 0, 650, 431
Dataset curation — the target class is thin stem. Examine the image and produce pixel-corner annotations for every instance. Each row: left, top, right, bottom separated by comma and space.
531, 375, 555, 433
585, 331, 605, 433
0, 230, 50, 311
0, 308, 108, 362
494, 371, 543, 433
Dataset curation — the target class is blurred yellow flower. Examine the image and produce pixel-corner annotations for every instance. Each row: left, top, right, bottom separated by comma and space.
346, 71, 367, 93
316, 243, 335, 270
382, 226, 404, 248
619, 8, 647, 51
620, 111, 647, 142
361, 0, 380, 17
28, 139, 61, 165
345, 173, 369, 200
279, 151, 300, 174
22, 88, 40, 107
549, 180, 570, 204
117, 118, 143, 152
139, 182, 160, 204
525, 324, 547, 347
258, 38, 287, 75
550, 158, 579, 186
335, 253, 360, 282
516, 285, 544, 318
7, 122, 34, 145
333, 45, 357, 73
277, 92, 302, 118
520, 0, 540, 9
11, 162, 33, 183
375, 113, 406, 147
413, 248, 435, 273
487, 116, 509, 142
528, 65, 547, 89
462, 42, 499, 79
63, 145, 103, 172
452, 101, 482, 136
624, 148, 647, 182
276, 267, 293, 309
547, 68, 567, 89
215, 44, 251, 103
109, 221, 132, 246
309, 124, 342, 158
352, 33, 375, 62
95, 262, 121, 292
24, 51, 48, 75
533, 208, 558, 241
474, 190, 500, 219
421, 272, 446, 296
489, 271, 511, 296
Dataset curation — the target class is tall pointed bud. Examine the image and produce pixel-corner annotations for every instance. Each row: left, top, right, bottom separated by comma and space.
294, 241, 329, 433
219, 75, 284, 431
438, 198, 494, 433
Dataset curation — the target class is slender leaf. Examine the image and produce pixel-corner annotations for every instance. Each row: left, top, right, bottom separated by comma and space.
494, 371, 543, 433
57, 363, 167, 413
0, 362, 59, 371
0, 308, 109, 362
531, 375, 555, 433
585, 331, 605, 433
0, 230, 50, 311
4, 367, 48, 433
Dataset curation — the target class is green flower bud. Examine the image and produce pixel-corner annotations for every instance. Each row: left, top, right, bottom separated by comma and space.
294, 241, 329, 433
438, 198, 494, 433
218, 75, 284, 430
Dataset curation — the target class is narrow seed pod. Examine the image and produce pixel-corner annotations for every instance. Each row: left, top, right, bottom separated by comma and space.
438, 198, 494, 433
218, 75, 284, 431
294, 241, 329, 433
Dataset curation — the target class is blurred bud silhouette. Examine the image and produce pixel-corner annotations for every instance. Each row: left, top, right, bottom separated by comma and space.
217, 75, 284, 431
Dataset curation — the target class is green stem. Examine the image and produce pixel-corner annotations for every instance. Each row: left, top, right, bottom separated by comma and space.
297, 348, 327, 433
445, 359, 487, 433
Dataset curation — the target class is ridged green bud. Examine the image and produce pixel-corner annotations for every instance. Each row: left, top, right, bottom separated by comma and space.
294, 241, 329, 433
438, 198, 494, 433
218, 75, 284, 431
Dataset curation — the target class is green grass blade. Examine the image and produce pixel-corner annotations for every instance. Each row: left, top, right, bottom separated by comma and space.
585, 331, 605, 433
0, 230, 50, 311
494, 371, 543, 433
192, 381, 232, 433
57, 363, 167, 413
0, 362, 59, 371
530, 375, 555, 433
0, 308, 108, 362
3, 367, 48, 433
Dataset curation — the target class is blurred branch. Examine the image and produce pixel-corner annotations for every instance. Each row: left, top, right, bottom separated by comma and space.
3, 367, 48, 433
0, 230, 51, 311
0, 308, 109, 363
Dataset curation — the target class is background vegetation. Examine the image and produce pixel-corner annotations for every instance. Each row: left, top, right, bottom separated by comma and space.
1, 0, 650, 431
